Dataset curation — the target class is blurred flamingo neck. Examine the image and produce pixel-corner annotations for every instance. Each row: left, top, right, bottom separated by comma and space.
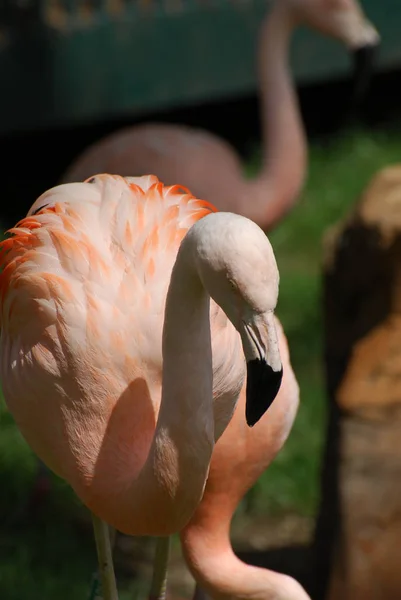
182, 519, 297, 600
255, 5, 307, 228
180, 509, 235, 595
181, 488, 311, 599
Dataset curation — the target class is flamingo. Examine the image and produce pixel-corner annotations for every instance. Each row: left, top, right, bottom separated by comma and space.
0, 174, 284, 600
180, 317, 311, 600
61, 0, 379, 232
109, 314, 306, 600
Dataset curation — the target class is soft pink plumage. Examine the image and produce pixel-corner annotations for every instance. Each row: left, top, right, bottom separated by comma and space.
0, 174, 283, 545
0, 175, 244, 535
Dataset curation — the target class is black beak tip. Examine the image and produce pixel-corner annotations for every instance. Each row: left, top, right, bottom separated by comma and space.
245, 359, 283, 428
351, 42, 380, 107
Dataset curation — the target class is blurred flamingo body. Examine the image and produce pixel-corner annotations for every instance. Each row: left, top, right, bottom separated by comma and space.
0, 174, 284, 598
62, 0, 379, 231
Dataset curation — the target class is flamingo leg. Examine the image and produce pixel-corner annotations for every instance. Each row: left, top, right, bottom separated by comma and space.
89, 526, 117, 600
149, 536, 171, 600
91, 512, 119, 600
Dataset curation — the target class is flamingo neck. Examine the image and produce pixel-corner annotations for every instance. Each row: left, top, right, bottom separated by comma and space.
125, 244, 215, 535
153, 245, 216, 513
89, 230, 216, 537
247, 5, 307, 229
181, 508, 309, 600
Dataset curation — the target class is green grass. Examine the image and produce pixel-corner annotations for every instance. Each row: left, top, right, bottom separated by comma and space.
1, 127, 401, 598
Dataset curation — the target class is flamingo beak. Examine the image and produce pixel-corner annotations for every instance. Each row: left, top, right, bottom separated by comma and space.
350, 41, 379, 109
241, 312, 283, 427
246, 359, 283, 427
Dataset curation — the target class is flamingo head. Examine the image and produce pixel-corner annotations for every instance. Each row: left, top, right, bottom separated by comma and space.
283, 0, 380, 109
184, 211, 283, 428
285, 0, 379, 48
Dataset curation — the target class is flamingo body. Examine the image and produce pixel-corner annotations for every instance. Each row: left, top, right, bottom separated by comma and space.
62, 0, 379, 231
1, 174, 265, 536
63, 124, 244, 215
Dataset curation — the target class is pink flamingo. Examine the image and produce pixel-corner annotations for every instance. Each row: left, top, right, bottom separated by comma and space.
61, 0, 379, 232
180, 317, 310, 600
0, 174, 284, 600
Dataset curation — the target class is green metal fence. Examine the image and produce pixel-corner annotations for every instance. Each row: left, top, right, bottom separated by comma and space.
0, 0, 399, 135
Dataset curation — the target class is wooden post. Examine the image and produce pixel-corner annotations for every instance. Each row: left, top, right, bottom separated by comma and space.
320, 165, 401, 600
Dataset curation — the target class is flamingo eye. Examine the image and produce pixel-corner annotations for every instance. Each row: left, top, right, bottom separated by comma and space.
228, 278, 237, 292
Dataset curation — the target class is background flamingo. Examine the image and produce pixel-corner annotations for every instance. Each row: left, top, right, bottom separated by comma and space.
180, 317, 311, 600
61, 0, 379, 232
0, 174, 284, 600
89, 0, 381, 595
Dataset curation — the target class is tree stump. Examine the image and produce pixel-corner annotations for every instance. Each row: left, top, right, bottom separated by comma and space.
322, 165, 401, 600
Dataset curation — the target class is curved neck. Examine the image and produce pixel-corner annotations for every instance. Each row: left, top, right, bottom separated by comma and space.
148, 247, 216, 524
247, 5, 307, 229
102, 241, 216, 536
181, 505, 307, 600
